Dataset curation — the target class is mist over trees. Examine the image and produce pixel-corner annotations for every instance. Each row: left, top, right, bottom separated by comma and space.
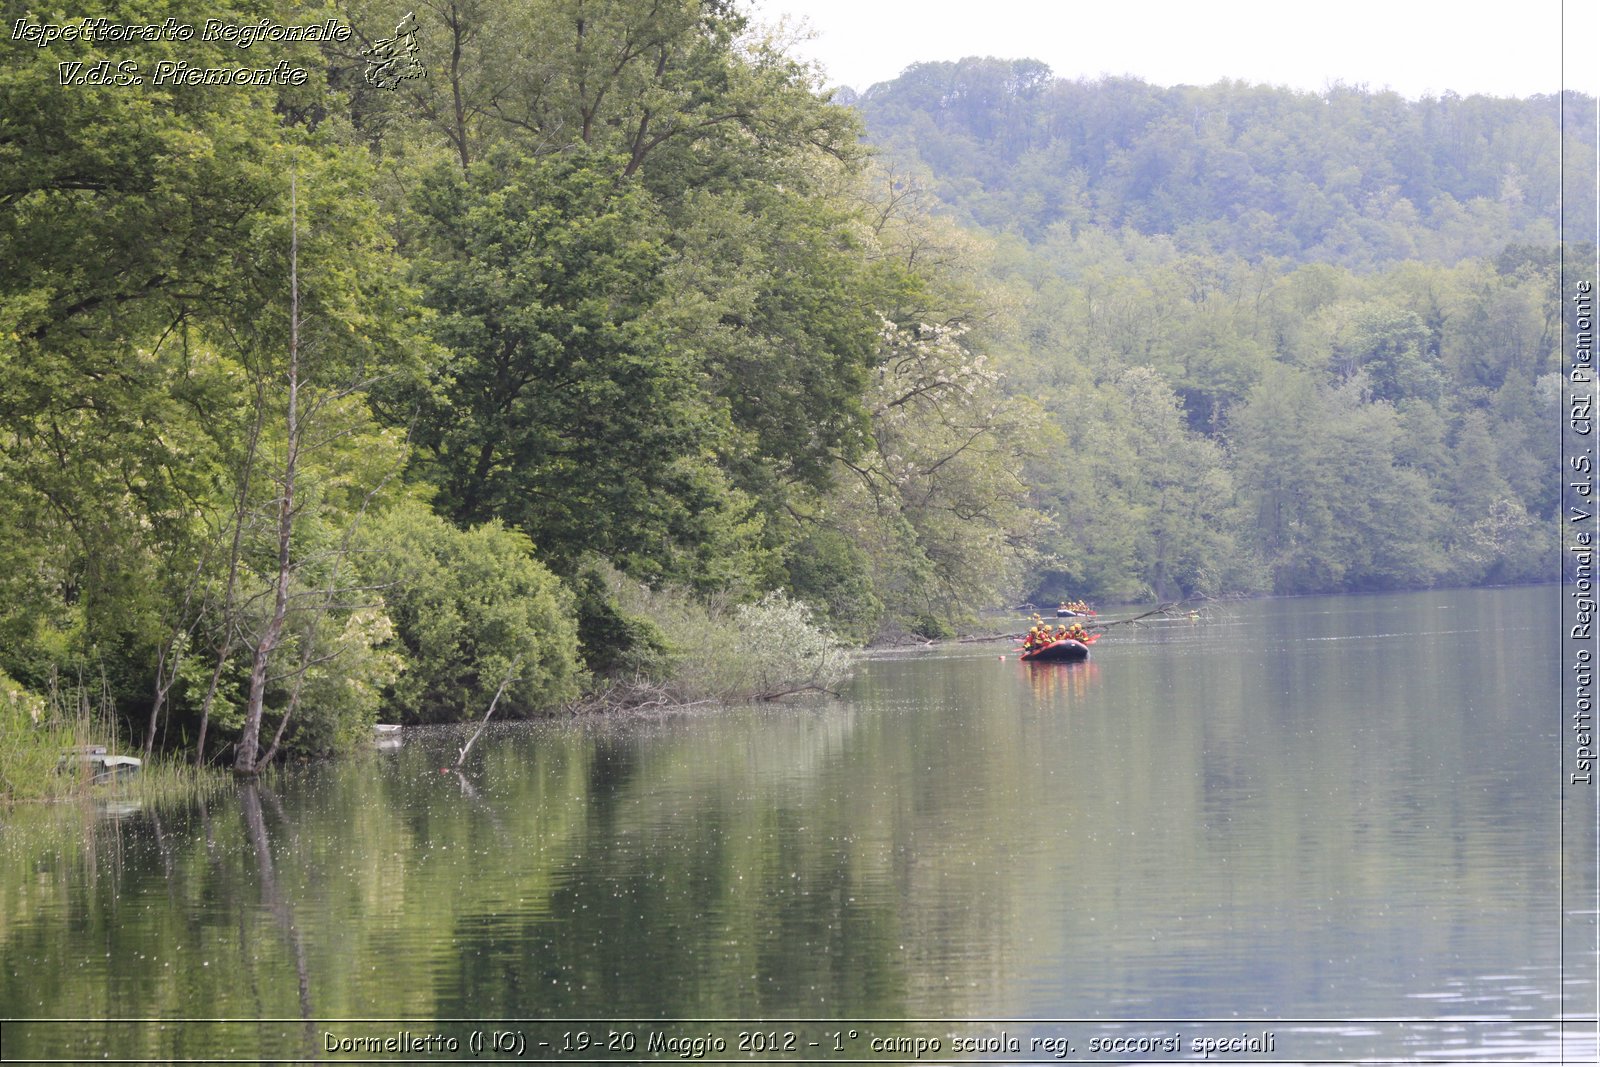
0, 12, 1587, 772
855, 58, 1592, 260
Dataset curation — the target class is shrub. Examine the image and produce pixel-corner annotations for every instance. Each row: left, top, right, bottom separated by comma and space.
356, 502, 583, 722
573, 564, 674, 678
277, 608, 404, 755
595, 567, 853, 702
730, 593, 855, 699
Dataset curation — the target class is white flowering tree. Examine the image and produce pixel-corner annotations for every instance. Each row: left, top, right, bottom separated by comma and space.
732, 594, 853, 699
825, 318, 1047, 633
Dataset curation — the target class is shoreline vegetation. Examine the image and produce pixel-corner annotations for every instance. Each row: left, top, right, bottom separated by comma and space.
2, 3, 1582, 792
0, 581, 1555, 802
1, 677, 232, 804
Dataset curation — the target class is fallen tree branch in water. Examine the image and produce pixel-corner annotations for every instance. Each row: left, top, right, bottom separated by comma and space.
1091, 601, 1189, 629
456, 658, 520, 769
958, 601, 1191, 644
561, 679, 715, 716
558, 674, 839, 715
754, 682, 840, 700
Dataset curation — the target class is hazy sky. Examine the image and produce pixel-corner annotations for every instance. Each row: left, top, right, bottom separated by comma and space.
750, 0, 1596, 101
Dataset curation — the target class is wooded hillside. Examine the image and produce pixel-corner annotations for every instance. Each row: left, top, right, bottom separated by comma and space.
848, 57, 1592, 602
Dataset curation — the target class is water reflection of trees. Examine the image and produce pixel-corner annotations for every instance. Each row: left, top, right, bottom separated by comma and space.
0, 788, 333, 1061
239, 784, 318, 1059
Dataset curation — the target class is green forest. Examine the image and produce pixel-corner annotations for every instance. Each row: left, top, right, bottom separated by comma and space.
0, 4, 1591, 778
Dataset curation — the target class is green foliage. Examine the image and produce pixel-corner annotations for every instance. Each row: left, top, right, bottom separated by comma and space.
571, 562, 675, 679
277, 608, 404, 755
1, 0, 431, 767
1227, 366, 1453, 594
966, 183, 1563, 600
342, 0, 862, 186
662, 184, 881, 494
782, 528, 884, 643
355, 503, 582, 723
361, 0, 892, 598
402, 147, 764, 588
0, 0, 1572, 780
804, 309, 1049, 635
0, 667, 216, 802
0, 669, 59, 801
731, 593, 854, 698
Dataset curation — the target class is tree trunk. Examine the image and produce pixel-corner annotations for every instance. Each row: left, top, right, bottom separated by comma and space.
236, 170, 302, 776
196, 380, 267, 766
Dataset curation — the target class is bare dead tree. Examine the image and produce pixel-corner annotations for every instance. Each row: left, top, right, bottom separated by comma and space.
236, 168, 303, 777
455, 657, 521, 769
194, 378, 268, 766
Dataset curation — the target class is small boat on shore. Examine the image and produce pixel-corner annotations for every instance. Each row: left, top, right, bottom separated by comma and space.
58, 745, 142, 782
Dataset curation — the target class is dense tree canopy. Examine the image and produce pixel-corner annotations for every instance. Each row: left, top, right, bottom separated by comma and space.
403, 147, 750, 580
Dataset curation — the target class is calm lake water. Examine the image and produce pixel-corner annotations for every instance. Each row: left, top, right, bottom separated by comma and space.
1, 586, 1594, 1064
